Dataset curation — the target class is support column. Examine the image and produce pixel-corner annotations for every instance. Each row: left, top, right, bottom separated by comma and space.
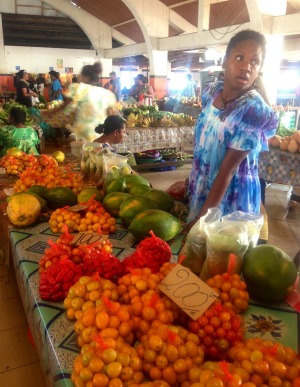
122, 0, 169, 98
0, 15, 7, 73
263, 34, 283, 105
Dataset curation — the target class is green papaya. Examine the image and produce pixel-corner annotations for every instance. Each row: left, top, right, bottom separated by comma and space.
142, 189, 174, 212
123, 174, 151, 192
102, 192, 132, 217
119, 196, 158, 226
43, 187, 77, 210
127, 184, 152, 196
104, 178, 126, 194
128, 209, 182, 241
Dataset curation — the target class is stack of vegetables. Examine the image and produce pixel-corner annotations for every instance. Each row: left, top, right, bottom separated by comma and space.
269, 130, 300, 153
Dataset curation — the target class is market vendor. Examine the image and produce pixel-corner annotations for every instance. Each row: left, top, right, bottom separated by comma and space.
185, 29, 278, 232
0, 107, 40, 156
128, 74, 154, 105
94, 115, 126, 150
43, 62, 117, 142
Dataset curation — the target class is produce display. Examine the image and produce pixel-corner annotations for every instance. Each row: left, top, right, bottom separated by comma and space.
1, 139, 300, 386
0, 101, 33, 126
122, 106, 196, 128
269, 130, 300, 153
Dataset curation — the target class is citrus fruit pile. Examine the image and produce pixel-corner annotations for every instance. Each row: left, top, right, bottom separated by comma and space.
62, 263, 300, 387
0, 151, 39, 175
13, 160, 84, 193
48, 199, 116, 234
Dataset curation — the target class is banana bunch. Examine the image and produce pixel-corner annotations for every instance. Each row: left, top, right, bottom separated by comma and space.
126, 112, 137, 128
160, 115, 178, 127
141, 117, 151, 128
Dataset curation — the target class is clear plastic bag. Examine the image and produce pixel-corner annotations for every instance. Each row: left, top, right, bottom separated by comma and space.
102, 152, 133, 185
179, 208, 221, 275
221, 211, 264, 248
200, 220, 249, 281
80, 142, 104, 179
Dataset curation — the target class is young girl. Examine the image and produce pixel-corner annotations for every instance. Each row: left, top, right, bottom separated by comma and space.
186, 29, 278, 230
0, 107, 40, 156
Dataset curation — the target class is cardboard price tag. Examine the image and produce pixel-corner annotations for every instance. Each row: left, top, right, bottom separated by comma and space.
4, 187, 14, 196
158, 264, 218, 320
71, 232, 108, 246
0, 167, 6, 174
68, 204, 88, 212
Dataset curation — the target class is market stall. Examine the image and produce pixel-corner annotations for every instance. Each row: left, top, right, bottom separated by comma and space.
4, 216, 300, 387
0, 155, 300, 387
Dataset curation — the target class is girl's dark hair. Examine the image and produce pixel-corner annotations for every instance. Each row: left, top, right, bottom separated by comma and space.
81, 62, 102, 84
10, 107, 26, 125
49, 70, 59, 79
225, 29, 267, 61
95, 115, 126, 135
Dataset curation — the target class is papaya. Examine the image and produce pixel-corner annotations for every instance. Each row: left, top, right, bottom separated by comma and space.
128, 209, 182, 241
102, 192, 132, 217
119, 196, 158, 226
77, 187, 103, 203
104, 178, 126, 194
142, 189, 174, 212
123, 174, 151, 192
128, 184, 152, 196
26, 185, 49, 199
242, 245, 298, 302
43, 187, 78, 210
7, 193, 41, 226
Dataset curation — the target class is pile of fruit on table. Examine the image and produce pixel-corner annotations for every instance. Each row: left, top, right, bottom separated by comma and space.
1, 148, 300, 387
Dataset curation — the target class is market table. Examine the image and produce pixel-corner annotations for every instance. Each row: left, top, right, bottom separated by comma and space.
1, 156, 300, 387
6, 220, 300, 387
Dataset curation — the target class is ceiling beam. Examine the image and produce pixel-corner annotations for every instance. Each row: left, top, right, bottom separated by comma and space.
169, 8, 197, 33
104, 42, 148, 58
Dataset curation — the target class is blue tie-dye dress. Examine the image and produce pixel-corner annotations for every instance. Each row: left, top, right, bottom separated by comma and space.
187, 81, 278, 221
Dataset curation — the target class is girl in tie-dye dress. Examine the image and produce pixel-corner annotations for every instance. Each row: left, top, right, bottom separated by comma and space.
187, 30, 278, 229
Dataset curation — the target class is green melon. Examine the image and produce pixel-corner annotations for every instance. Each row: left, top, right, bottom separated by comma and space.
102, 192, 132, 217
128, 209, 182, 241
119, 196, 158, 226
142, 189, 174, 212
26, 185, 49, 198
242, 245, 298, 302
43, 187, 78, 210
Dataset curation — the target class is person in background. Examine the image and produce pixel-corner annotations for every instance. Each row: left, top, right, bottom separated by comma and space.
182, 73, 197, 98
15, 70, 38, 108
37, 76, 45, 98
72, 76, 78, 84
48, 70, 63, 101
128, 74, 154, 103
185, 29, 278, 232
108, 71, 122, 101
43, 62, 117, 142
94, 115, 126, 150
0, 107, 40, 156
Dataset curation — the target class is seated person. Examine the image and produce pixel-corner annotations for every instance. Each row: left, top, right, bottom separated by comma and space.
0, 107, 40, 156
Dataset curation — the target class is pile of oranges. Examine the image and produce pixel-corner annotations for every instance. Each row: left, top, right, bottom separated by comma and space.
63, 266, 300, 386
49, 199, 116, 235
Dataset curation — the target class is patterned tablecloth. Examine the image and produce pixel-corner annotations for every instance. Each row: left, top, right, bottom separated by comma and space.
41, 110, 76, 129
259, 148, 300, 187
7, 221, 300, 386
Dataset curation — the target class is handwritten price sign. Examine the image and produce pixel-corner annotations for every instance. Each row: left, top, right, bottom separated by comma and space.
71, 232, 108, 246
159, 264, 218, 320
69, 204, 88, 212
